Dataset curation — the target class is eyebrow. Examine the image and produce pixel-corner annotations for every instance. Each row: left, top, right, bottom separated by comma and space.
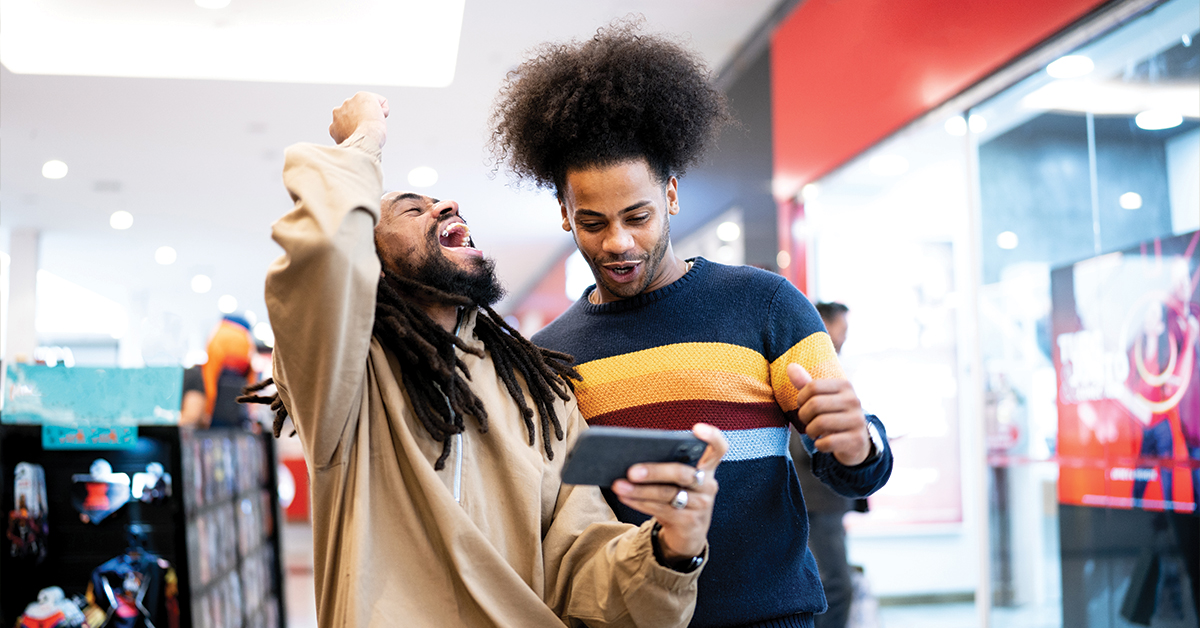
575, 200, 652, 217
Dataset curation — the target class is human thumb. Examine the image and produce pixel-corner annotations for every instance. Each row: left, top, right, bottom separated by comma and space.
787, 363, 813, 389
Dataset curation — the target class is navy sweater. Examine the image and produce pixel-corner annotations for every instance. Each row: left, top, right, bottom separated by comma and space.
534, 257, 892, 628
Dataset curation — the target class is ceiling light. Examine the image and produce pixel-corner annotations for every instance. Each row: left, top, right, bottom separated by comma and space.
997, 231, 1019, 250
244, 310, 257, 325
195, 0, 231, 9
1119, 192, 1143, 210
109, 211, 134, 230
407, 166, 438, 188
191, 274, 212, 294
776, 250, 791, 269
968, 114, 988, 134
716, 221, 741, 242
944, 116, 967, 136
0, 0, 465, 87
869, 154, 908, 177
1135, 110, 1183, 130
801, 183, 820, 203
253, 322, 275, 348
218, 295, 237, 313
1046, 55, 1094, 79
41, 159, 68, 179
154, 246, 177, 265
1183, 34, 1192, 47
716, 245, 735, 262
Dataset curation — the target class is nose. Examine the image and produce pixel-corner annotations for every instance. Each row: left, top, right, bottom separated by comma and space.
434, 199, 460, 219
602, 224, 634, 255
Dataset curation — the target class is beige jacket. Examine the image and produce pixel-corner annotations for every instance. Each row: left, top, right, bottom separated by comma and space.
265, 138, 702, 628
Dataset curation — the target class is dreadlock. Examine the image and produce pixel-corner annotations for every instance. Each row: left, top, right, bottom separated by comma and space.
240, 268, 580, 470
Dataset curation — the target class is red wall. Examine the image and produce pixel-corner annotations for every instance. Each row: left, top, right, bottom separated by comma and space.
771, 0, 1110, 200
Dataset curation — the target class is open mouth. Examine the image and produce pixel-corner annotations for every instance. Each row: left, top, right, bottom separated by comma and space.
439, 222, 477, 251
601, 261, 641, 283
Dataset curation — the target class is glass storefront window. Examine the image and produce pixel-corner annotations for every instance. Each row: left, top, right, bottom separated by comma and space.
802, 1, 1198, 626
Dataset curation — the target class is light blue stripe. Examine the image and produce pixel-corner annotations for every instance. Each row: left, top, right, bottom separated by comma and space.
667, 426, 791, 462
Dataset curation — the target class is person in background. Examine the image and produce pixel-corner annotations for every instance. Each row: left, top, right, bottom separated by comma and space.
202, 314, 257, 427
789, 301, 857, 628
179, 365, 209, 427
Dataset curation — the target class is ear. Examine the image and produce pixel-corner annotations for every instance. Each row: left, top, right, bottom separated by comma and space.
560, 201, 572, 232
666, 176, 680, 216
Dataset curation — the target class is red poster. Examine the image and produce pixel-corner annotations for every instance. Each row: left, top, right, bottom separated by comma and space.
1052, 231, 1200, 513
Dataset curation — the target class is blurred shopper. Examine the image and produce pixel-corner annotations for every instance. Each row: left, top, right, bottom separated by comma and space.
493, 22, 893, 628
179, 365, 209, 427
241, 92, 728, 628
789, 302, 855, 628
202, 314, 257, 427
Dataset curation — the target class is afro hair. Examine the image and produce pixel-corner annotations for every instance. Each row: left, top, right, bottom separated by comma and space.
488, 18, 731, 197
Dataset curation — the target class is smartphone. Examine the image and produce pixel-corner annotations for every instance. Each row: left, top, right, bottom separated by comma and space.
561, 426, 707, 486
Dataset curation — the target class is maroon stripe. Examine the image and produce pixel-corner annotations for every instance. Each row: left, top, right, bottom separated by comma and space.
588, 399, 788, 431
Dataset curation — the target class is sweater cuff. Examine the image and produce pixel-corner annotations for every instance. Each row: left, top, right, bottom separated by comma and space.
806, 415, 892, 498
635, 519, 706, 592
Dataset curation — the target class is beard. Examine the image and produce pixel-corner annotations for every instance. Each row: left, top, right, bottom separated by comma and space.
585, 217, 672, 299
393, 224, 506, 307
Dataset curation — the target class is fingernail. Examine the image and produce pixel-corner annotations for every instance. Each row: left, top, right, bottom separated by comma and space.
613, 480, 630, 494
629, 465, 647, 480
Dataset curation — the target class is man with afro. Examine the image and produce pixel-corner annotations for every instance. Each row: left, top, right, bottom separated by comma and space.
492, 21, 893, 628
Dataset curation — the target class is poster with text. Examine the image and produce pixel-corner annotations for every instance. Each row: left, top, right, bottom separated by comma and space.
1053, 231, 1199, 513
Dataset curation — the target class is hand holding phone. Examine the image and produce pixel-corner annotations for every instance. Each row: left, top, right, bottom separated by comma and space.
584, 423, 728, 565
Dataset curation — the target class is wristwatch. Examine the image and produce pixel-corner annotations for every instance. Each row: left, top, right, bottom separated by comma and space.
651, 522, 704, 573
864, 421, 884, 463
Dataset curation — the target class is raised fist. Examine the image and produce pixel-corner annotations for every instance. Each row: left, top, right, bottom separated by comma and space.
329, 91, 389, 147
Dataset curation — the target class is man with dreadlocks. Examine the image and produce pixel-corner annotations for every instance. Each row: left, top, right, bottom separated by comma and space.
491, 21, 893, 628
249, 92, 728, 627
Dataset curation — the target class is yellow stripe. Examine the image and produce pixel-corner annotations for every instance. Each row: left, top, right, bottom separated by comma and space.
576, 369, 776, 418
575, 342, 770, 390
769, 332, 845, 412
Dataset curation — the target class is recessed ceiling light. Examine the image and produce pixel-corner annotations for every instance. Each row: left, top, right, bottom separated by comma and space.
191, 274, 212, 294
1135, 110, 1183, 130
41, 159, 68, 179
997, 231, 1019, 250
195, 0, 231, 8
0, 1, 465, 86
407, 166, 438, 188
801, 183, 820, 203
155, 246, 177, 265
218, 295, 237, 313
869, 154, 908, 177
716, 221, 741, 242
944, 116, 967, 136
1119, 192, 1143, 210
776, 250, 791, 269
968, 114, 988, 134
1046, 55, 1094, 79
109, 211, 134, 230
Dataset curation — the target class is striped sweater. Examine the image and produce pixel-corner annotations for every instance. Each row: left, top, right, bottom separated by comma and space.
533, 257, 892, 628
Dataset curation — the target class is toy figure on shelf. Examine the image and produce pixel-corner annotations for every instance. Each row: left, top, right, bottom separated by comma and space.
131, 463, 172, 504
70, 459, 131, 524
85, 526, 179, 628
7, 462, 49, 561
17, 586, 90, 628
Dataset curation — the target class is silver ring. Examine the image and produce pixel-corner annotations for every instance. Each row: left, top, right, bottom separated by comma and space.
691, 469, 706, 489
670, 489, 689, 510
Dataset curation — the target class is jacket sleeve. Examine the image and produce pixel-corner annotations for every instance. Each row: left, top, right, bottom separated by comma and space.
542, 407, 702, 628
764, 278, 892, 498
265, 136, 383, 469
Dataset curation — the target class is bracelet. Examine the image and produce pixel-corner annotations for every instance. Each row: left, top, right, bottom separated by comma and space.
650, 522, 704, 573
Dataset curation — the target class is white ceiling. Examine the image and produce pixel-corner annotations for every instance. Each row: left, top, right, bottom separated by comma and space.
1, 0, 778, 360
